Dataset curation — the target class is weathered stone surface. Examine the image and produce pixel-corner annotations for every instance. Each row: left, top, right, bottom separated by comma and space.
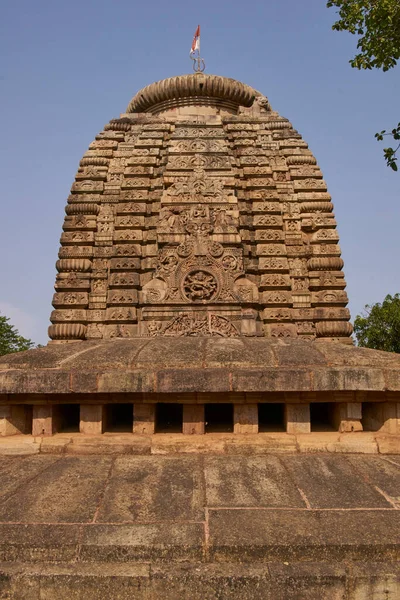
283, 455, 390, 508
0, 456, 112, 523
0, 454, 398, 597
2, 339, 400, 395
204, 455, 304, 507
208, 509, 400, 561
95, 456, 204, 523
79, 522, 204, 562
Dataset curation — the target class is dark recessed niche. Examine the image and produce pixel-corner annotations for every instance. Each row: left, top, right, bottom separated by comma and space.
155, 403, 183, 433
258, 403, 285, 432
57, 404, 80, 433
310, 403, 336, 432
104, 404, 133, 433
205, 404, 233, 433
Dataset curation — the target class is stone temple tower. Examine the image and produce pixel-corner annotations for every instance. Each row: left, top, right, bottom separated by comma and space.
49, 73, 353, 344
2, 69, 400, 600
1, 71, 399, 442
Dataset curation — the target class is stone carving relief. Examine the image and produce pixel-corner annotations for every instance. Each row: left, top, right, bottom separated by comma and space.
173, 127, 225, 138
143, 237, 246, 306
147, 313, 239, 337
163, 168, 225, 202
183, 271, 218, 302
167, 154, 232, 170
157, 204, 238, 235
270, 324, 297, 338
233, 277, 259, 303
171, 139, 226, 153
288, 258, 308, 276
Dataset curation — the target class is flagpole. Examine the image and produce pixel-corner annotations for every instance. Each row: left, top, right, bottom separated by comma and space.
190, 25, 205, 73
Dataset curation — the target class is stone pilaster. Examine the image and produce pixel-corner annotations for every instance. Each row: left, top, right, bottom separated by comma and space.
233, 404, 258, 434
32, 405, 57, 437
80, 405, 104, 435
183, 405, 205, 435
285, 403, 310, 434
133, 404, 155, 435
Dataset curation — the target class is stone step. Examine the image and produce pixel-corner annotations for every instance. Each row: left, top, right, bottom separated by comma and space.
1, 560, 400, 599
1, 431, 399, 456
1, 510, 400, 564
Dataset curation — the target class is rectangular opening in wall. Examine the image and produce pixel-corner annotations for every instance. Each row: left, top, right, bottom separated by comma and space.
205, 404, 233, 433
258, 403, 285, 432
24, 405, 33, 435
362, 403, 384, 432
57, 404, 80, 433
104, 404, 133, 433
155, 403, 183, 433
7, 405, 33, 435
310, 402, 335, 432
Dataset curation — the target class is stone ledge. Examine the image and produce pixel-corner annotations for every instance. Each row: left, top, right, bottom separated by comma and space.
0, 561, 399, 600
1, 339, 400, 395
0, 433, 397, 456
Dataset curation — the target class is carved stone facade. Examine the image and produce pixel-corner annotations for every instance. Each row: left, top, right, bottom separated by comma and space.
50, 73, 352, 343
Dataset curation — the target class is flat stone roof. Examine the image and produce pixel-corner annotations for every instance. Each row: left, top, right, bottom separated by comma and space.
0, 453, 399, 598
1, 338, 400, 395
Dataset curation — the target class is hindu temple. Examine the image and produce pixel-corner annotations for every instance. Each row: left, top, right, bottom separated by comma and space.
1, 71, 399, 439
0, 69, 400, 598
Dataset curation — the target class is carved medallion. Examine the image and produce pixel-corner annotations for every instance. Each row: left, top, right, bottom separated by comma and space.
182, 270, 218, 302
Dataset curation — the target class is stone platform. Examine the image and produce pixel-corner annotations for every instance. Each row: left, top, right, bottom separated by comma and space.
1, 339, 400, 442
0, 431, 399, 456
0, 452, 400, 598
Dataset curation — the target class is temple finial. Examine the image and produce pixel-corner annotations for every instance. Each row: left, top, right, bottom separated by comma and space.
190, 25, 205, 72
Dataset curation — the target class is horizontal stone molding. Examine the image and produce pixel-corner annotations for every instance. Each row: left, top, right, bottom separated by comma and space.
80, 157, 110, 167
308, 257, 344, 271
104, 118, 133, 132
56, 259, 92, 273
316, 321, 353, 338
286, 155, 317, 165
263, 121, 292, 130
65, 204, 100, 216
48, 323, 87, 340
301, 202, 334, 213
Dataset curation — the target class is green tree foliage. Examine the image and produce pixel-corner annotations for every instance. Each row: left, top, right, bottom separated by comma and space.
0, 314, 35, 356
327, 0, 400, 170
353, 294, 400, 353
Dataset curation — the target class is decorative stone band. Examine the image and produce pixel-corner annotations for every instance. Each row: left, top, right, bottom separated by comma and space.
126, 74, 261, 114
286, 155, 317, 165
104, 118, 133, 132
48, 323, 87, 340
316, 321, 354, 338
308, 257, 344, 271
301, 202, 333, 213
65, 204, 100, 216
56, 259, 92, 273
263, 121, 291, 130
80, 157, 110, 167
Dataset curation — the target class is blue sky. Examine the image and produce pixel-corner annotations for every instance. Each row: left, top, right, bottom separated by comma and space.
0, 0, 399, 345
